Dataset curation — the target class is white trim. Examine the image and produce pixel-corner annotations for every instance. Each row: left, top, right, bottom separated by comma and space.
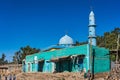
87, 44, 90, 70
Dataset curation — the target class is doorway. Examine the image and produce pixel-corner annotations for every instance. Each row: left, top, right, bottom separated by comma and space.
38, 60, 44, 72
55, 57, 72, 72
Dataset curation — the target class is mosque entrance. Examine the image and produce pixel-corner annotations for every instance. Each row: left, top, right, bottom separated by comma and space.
72, 55, 85, 71
55, 56, 72, 72
51, 55, 85, 72
38, 60, 44, 72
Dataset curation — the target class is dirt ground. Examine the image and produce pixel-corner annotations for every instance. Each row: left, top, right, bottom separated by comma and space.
16, 72, 85, 80
16, 72, 111, 80
1, 64, 120, 80
1, 71, 120, 80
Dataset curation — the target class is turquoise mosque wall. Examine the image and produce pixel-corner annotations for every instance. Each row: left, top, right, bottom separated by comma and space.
26, 44, 87, 62
23, 44, 110, 74
93, 46, 110, 73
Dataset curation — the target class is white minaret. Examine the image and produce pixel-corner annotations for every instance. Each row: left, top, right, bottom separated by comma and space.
88, 11, 96, 46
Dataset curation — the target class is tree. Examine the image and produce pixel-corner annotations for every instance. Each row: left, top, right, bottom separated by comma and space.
1, 53, 6, 61
74, 41, 80, 46
96, 27, 120, 61
13, 45, 40, 64
75, 27, 120, 61
20, 45, 40, 60
74, 41, 87, 46
0, 53, 8, 65
13, 51, 22, 64
97, 27, 120, 50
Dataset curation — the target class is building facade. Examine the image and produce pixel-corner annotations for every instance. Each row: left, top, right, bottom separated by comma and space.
22, 11, 110, 74
22, 44, 110, 73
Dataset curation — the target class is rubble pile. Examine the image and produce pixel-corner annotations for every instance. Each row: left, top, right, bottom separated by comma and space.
93, 64, 120, 80
93, 72, 109, 80
106, 65, 120, 80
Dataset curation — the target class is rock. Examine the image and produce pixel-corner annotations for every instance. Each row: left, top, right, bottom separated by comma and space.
94, 78, 104, 80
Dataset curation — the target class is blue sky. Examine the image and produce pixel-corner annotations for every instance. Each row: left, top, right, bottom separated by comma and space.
0, 0, 120, 61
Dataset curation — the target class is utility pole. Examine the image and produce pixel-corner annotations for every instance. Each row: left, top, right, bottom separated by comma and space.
116, 34, 120, 71
89, 37, 94, 79
116, 34, 120, 63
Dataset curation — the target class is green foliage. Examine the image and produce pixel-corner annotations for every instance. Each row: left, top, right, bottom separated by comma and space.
75, 27, 120, 61
74, 41, 87, 46
13, 45, 40, 64
96, 27, 120, 61
13, 51, 22, 64
0, 53, 8, 65
97, 27, 120, 50
11, 28, 120, 63
110, 54, 116, 61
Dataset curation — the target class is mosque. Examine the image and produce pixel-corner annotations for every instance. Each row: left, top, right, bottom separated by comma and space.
22, 10, 110, 74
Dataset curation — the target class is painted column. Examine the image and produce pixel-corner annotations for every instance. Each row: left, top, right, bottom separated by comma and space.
43, 60, 50, 73
26, 63, 28, 72
88, 11, 96, 46
71, 55, 78, 72
34, 56, 38, 72
30, 63, 33, 72
51, 62, 55, 73
85, 44, 90, 72
22, 59, 26, 72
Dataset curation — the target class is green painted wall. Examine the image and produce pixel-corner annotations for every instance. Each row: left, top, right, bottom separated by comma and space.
93, 47, 110, 73
23, 44, 110, 73
26, 44, 87, 62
